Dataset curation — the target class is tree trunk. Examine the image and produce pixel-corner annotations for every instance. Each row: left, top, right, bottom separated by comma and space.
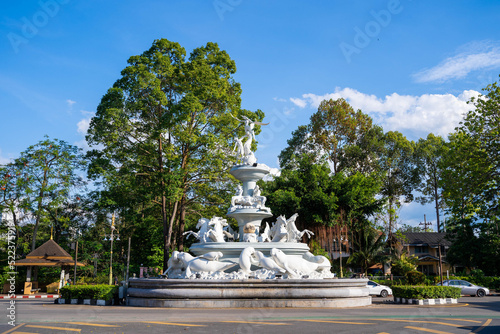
164, 200, 178, 271
434, 174, 441, 233
32, 168, 48, 251
178, 197, 186, 252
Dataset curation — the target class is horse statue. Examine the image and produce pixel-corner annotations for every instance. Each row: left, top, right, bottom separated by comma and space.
183, 217, 211, 243
285, 213, 314, 242
270, 215, 288, 242
207, 217, 228, 243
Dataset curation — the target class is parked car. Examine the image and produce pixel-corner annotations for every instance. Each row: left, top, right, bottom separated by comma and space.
367, 280, 392, 298
436, 279, 489, 297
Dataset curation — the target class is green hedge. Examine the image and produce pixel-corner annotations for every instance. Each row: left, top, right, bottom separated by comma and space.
406, 271, 425, 285
392, 286, 461, 300
371, 278, 406, 287
60, 285, 118, 300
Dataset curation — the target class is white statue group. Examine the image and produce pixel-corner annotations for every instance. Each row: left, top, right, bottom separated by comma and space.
183, 217, 238, 243
232, 115, 268, 166
229, 185, 269, 213
184, 213, 313, 244
165, 247, 333, 279
172, 213, 333, 279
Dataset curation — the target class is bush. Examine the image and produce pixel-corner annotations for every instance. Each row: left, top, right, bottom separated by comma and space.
406, 271, 425, 285
391, 254, 418, 276
372, 278, 405, 287
59, 284, 118, 300
392, 286, 461, 300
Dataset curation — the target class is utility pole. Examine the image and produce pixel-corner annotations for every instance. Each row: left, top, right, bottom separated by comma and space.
438, 242, 443, 286
419, 214, 432, 232
126, 237, 131, 281
73, 240, 78, 283
106, 213, 118, 285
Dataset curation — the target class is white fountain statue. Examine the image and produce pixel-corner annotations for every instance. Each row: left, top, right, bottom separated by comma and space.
164, 115, 334, 280
128, 115, 371, 309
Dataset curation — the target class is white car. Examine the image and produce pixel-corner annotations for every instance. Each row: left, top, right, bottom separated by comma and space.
367, 280, 392, 298
437, 279, 489, 297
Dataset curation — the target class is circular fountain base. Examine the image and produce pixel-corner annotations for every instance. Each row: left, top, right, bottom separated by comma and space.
127, 278, 371, 308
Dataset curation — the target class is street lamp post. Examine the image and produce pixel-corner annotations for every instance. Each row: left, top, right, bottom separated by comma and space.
104, 213, 119, 285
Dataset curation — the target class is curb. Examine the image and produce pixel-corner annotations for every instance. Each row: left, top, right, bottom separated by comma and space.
0, 294, 60, 299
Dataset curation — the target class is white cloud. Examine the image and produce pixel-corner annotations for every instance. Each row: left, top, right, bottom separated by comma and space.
0, 149, 12, 165
289, 87, 480, 139
273, 97, 287, 103
75, 111, 95, 151
77, 118, 90, 135
289, 97, 307, 108
66, 99, 76, 107
413, 41, 500, 83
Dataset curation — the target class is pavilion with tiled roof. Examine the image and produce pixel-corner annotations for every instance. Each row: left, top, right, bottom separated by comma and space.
16, 238, 84, 267
14, 238, 84, 294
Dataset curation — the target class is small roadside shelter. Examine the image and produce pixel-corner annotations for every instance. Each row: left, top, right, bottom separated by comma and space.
15, 238, 84, 294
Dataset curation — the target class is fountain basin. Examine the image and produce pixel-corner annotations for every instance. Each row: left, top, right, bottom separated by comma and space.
127, 278, 372, 308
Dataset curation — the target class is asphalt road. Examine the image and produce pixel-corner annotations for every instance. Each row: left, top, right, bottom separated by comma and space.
1, 296, 499, 334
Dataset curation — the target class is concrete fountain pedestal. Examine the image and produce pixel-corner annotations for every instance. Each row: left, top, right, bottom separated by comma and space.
127, 278, 371, 308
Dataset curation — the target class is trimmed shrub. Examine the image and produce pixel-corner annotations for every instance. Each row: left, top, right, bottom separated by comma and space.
372, 278, 406, 287
392, 286, 461, 300
406, 271, 425, 285
59, 285, 118, 300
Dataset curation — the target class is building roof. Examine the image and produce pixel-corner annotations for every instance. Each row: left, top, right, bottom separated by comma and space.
402, 232, 452, 247
15, 239, 84, 267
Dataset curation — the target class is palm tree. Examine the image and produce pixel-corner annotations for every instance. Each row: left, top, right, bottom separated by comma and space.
347, 227, 388, 275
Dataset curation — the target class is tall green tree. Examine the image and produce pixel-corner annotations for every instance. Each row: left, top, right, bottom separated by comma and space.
279, 99, 382, 175
377, 131, 415, 238
441, 76, 500, 274
86, 38, 261, 270
413, 133, 447, 232
262, 153, 383, 256
309, 98, 375, 174
3, 137, 85, 251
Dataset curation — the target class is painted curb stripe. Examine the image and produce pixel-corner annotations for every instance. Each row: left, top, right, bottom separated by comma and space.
371, 319, 472, 328
472, 319, 492, 333
25, 325, 81, 332
0, 323, 25, 334
62, 322, 120, 327
0, 295, 59, 299
405, 326, 453, 334
143, 321, 205, 327
222, 320, 288, 325
299, 319, 376, 325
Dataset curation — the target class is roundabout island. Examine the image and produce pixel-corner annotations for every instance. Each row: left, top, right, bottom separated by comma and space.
127, 116, 371, 308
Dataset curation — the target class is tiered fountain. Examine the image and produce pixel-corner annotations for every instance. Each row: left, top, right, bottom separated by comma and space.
127, 116, 370, 308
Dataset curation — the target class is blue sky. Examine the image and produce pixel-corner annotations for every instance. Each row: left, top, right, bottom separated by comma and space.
2, 0, 500, 228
